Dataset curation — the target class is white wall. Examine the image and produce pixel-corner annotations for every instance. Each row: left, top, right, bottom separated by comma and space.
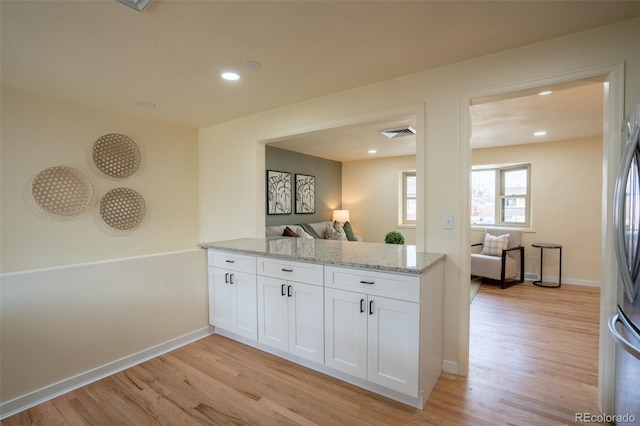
342, 155, 417, 244
0, 88, 208, 408
472, 137, 603, 285
199, 18, 640, 375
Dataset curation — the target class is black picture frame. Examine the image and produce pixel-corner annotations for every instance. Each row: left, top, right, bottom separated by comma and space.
295, 174, 316, 214
266, 170, 292, 215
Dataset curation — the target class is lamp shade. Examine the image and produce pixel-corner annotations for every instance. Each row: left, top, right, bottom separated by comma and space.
332, 209, 350, 223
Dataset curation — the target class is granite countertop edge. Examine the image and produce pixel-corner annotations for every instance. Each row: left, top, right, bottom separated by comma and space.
198, 238, 445, 275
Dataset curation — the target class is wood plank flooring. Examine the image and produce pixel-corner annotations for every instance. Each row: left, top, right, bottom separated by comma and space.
3, 282, 609, 425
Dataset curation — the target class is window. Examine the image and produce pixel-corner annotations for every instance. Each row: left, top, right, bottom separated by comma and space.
402, 171, 417, 225
471, 164, 531, 227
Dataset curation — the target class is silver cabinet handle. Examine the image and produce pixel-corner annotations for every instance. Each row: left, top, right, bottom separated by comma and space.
608, 313, 640, 360
229, 273, 235, 284
225, 273, 229, 283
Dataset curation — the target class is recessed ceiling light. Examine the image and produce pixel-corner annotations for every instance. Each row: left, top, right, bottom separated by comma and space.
538, 90, 553, 96
534, 131, 547, 136
368, 149, 377, 154
221, 72, 240, 81
242, 61, 261, 71
136, 100, 156, 108
117, 0, 152, 12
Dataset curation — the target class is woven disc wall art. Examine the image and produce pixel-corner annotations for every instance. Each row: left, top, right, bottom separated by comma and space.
92, 134, 141, 178
31, 166, 93, 217
99, 188, 146, 231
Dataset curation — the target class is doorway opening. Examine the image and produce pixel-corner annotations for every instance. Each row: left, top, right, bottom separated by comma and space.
259, 105, 424, 247
461, 63, 624, 413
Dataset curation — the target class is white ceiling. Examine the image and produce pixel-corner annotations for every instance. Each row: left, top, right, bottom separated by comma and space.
1, 1, 635, 160
268, 79, 605, 161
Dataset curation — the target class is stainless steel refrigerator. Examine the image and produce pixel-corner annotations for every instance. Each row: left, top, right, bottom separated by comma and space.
609, 102, 640, 421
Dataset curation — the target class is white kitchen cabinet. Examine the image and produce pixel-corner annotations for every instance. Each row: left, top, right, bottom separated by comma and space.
208, 250, 257, 341
324, 286, 420, 397
257, 264, 324, 364
203, 242, 445, 409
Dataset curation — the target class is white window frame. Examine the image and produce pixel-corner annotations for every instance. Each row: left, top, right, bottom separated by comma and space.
471, 163, 531, 228
401, 171, 417, 226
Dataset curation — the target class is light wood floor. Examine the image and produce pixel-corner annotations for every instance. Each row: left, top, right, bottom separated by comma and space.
3, 282, 610, 425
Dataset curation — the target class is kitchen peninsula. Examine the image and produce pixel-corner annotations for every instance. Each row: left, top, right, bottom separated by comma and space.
198, 238, 445, 409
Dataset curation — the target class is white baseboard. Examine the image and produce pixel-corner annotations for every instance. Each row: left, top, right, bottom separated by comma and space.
524, 273, 600, 287
442, 360, 458, 374
0, 326, 213, 420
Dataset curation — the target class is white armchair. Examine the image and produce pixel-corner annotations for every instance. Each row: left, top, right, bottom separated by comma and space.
471, 227, 524, 289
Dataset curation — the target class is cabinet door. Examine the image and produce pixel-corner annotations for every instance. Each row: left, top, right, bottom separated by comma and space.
324, 288, 367, 379
288, 282, 324, 364
230, 270, 258, 341
257, 276, 289, 352
209, 267, 232, 329
210, 267, 257, 341
367, 296, 420, 397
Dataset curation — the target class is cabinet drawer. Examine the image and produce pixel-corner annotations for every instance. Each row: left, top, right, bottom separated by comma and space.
324, 266, 420, 302
257, 257, 323, 286
209, 250, 256, 274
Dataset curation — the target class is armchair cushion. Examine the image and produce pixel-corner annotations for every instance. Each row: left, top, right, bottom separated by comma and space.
481, 233, 510, 256
471, 227, 524, 289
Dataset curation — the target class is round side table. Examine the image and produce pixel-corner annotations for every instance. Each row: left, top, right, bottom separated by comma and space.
532, 243, 562, 288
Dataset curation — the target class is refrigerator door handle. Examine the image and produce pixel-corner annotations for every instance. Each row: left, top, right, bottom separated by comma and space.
613, 124, 640, 302
608, 312, 640, 360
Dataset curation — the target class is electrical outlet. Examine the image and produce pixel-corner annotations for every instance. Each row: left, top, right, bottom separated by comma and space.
529, 256, 536, 264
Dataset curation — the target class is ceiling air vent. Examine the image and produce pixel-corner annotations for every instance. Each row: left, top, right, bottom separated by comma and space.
380, 126, 416, 139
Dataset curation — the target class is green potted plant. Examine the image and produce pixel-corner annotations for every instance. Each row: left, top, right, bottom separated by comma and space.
384, 230, 405, 244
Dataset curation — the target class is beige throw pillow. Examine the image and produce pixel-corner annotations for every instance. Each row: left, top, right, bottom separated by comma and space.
325, 221, 347, 240
481, 233, 510, 256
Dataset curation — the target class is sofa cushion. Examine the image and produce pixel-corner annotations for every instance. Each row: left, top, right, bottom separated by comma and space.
266, 225, 288, 237
266, 221, 362, 241
326, 221, 347, 240
283, 226, 299, 237
342, 221, 357, 241
297, 223, 322, 239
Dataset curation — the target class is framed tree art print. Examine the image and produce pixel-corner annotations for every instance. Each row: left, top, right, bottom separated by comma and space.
295, 174, 315, 214
266, 170, 292, 215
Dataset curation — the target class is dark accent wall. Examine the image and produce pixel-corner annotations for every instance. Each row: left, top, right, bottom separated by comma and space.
265, 146, 342, 226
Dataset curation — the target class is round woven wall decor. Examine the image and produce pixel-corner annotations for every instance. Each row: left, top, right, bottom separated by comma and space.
92, 134, 141, 178
31, 166, 93, 217
99, 188, 146, 231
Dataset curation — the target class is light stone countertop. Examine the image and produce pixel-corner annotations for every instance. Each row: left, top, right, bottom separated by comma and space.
198, 238, 445, 275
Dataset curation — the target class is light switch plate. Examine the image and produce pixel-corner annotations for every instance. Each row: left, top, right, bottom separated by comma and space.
443, 213, 454, 230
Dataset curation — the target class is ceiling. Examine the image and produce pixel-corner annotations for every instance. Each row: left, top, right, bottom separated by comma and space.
1, 1, 636, 161
269, 79, 605, 161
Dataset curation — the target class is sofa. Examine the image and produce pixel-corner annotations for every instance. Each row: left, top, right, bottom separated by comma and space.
265, 221, 363, 241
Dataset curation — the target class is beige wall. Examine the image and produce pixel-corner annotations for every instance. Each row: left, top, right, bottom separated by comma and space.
1, 250, 207, 403
0, 88, 207, 405
199, 18, 640, 374
342, 155, 417, 244
1, 87, 200, 272
472, 137, 603, 285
